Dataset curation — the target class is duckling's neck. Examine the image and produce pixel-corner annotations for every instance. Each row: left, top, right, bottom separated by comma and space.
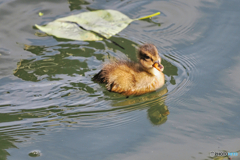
148, 67, 161, 78
138, 64, 161, 78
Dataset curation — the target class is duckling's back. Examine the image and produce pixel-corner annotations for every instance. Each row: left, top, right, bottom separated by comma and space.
93, 61, 137, 91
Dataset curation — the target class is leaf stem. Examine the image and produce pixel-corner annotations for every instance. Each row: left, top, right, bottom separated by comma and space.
137, 12, 160, 20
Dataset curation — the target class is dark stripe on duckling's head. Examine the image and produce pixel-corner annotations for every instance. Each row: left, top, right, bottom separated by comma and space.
138, 43, 159, 61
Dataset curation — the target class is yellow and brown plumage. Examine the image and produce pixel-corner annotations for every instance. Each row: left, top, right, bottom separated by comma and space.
93, 44, 165, 96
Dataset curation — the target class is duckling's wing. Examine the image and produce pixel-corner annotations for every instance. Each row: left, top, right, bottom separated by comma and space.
107, 64, 136, 92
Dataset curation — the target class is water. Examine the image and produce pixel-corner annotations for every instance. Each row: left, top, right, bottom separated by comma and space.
0, 0, 240, 159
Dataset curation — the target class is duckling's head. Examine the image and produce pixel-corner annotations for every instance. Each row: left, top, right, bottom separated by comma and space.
138, 44, 164, 74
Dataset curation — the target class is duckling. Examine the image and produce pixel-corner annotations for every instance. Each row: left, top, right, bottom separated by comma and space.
93, 43, 165, 96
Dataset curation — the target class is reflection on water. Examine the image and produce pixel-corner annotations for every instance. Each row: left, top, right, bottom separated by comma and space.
0, 135, 17, 160
147, 98, 169, 125
68, 0, 90, 11
112, 87, 169, 125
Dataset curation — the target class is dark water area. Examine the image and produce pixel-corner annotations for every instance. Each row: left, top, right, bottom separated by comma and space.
0, 0, 240, 159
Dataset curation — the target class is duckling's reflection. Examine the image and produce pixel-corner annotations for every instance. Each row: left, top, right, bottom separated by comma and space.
111, 87, 169, 125
147, 97, 169, 125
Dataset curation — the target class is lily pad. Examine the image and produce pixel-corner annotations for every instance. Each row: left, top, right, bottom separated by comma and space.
35, 9, 160, 41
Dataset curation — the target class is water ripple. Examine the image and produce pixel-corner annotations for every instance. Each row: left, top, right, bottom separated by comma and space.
163, 50, 198, 105
122, 0, 201, 52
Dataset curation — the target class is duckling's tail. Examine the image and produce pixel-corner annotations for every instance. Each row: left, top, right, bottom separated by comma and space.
92, 70, 107, 84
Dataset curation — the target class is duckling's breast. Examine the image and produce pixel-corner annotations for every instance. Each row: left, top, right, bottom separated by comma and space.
122, 71, 165, 96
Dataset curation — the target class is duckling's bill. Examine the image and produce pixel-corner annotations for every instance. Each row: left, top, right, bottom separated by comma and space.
153, 62, 164, 72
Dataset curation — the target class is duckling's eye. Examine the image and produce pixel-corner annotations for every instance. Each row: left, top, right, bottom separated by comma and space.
143, 54, 150, 60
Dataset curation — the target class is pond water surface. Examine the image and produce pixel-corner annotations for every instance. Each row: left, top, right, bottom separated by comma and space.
0, 0, 240, 160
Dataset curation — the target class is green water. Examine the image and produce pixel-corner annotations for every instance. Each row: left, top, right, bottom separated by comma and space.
0, 0, 240, 159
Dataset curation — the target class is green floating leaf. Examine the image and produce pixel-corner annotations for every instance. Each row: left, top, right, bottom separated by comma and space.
35, 9, 160, 41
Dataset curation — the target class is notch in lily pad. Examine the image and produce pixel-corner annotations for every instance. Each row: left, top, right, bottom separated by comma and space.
35, 9, 160, 41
